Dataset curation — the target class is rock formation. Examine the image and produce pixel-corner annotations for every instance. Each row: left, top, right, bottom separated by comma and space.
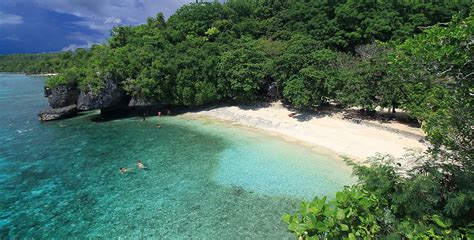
266, 82, 280, 100
39, 79, 133, 121
128, 97, 161, 107
78, 80, 131, 111
38, 105, 78, 121
44, 84, 80, 108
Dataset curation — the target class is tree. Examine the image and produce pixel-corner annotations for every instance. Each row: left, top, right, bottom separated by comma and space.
217, 38, 266, 100
391, 15, 474, 164
283, 49, 341, 108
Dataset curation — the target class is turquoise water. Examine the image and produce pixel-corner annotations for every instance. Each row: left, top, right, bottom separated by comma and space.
0, 73, 354, 238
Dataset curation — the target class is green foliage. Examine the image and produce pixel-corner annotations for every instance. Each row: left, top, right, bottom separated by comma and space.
109, 26, 133, 48
283, 13, 473, 240
285, 154, 473, 239
335, 44, 393, 112
45, 67, 84, 87
272, 35, 322, 85
167, 2, 226, 42
0, 51, 91, 74
2, 0, 470, 109
217, 38, 266, 100
390, 15, 474, 164
283, 64, 331, 108
283, 186, 387, 239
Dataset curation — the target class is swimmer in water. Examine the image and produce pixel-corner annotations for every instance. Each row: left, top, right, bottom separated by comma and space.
136, 160, 145, 169
119, 167, 130, 174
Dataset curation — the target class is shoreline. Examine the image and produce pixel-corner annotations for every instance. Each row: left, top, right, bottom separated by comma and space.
180, 101, 427, 163
179, 113, 353, 163
27, 73, 58, 76
0, 72, 58, 76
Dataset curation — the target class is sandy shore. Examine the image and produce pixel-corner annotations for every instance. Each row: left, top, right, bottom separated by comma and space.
27, 73, 58, 76
181, 101, 427, 162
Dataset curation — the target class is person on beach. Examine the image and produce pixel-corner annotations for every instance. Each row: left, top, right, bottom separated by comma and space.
142, 113, 146, 121
119, 167, 130, 174
157, 111, 161, 117
136, 160, 146, 169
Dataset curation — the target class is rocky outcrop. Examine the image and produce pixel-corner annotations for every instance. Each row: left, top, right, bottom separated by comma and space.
78, 80, 131, 111
39, 78, 134, 121
38, 105, 78, 121
44, 85, 80, 108
128, 97, 160, 107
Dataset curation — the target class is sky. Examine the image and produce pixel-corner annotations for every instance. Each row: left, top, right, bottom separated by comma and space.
0, 0, 195, 54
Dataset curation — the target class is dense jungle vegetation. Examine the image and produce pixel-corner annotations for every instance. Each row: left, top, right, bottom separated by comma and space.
0, 53, 73, 74
0, 0, 472, 238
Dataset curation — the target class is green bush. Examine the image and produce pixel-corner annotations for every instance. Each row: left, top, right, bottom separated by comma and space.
283, 186, 388, 239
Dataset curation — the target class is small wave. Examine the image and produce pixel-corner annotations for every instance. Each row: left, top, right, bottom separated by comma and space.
16, 128, 33, 134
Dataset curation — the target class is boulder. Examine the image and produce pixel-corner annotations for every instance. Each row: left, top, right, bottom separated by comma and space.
38, 105, 78, 121
45, 85, 80, 108
266, 82, 280, 99
44, 86, 51, 97
78, 80, 131, 111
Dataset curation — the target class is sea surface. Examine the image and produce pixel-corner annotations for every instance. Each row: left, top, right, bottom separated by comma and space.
0, 73, 354, 238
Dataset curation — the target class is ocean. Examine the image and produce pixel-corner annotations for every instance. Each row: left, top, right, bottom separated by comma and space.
0, 73, 354, 238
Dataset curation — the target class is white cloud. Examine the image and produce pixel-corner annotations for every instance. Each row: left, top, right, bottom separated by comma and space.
75, 20, 114, 32
61, 41, 97, 51
104, 17, 122, 24
34, 0, 193, 33
0, 12, 24, 25
32, 0, 195, 52
62, 32, 104, 51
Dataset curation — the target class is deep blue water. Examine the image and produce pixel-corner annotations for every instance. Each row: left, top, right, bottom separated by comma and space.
0, 73, 354, 238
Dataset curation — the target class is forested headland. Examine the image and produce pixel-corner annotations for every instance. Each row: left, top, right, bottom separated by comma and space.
1, 0, 472, 238
0, 53, 73, 74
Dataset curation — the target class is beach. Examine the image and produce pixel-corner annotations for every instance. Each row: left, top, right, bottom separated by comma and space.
182, 101, 427, 162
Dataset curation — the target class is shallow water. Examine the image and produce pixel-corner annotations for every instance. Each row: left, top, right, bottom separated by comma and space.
0, 73, 354, 238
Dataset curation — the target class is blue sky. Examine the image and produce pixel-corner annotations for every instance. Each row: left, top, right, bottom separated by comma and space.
0, 0, 194, 54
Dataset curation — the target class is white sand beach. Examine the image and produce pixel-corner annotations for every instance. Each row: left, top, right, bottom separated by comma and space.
181, 101, 427, 162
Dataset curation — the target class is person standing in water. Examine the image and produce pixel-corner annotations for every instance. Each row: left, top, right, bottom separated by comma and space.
156, 111, 162, 128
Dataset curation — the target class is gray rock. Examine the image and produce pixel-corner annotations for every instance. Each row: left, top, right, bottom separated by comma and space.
351, 118, 362, 124
44, 86, 51, 97
128, 97, 159, 107
266, 82, 280, 99
38, 105, 78, 121
77, 80, 130, 111
45, 85, 80, 108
